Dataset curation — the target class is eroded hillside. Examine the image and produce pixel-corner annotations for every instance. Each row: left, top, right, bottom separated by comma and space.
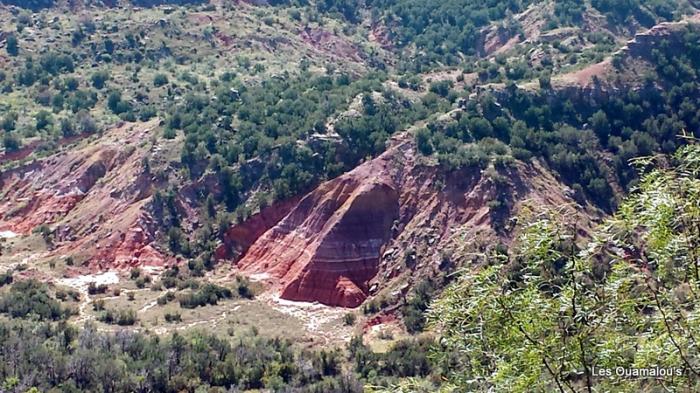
226, 130, 599, 308
1, 120, 175, 268
1, 1, 700, 391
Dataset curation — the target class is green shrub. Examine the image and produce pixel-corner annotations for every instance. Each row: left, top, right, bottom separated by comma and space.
99, 308, 137, 325
178, 284, 232, 309
153, 73, 169, 87
91, 70, 110, 89
0, 280, 70, 320
343, 313, 357, 326
164, 312, 182, 323
0, 272, 13, 287
87, 282, 108, 295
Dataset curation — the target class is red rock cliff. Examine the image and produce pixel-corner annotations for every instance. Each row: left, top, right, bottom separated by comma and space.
238, 153, 400, 307
0, 120, 174, 269
229, 131, 597, 308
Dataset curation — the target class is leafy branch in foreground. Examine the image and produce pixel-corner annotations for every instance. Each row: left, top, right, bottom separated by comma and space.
428, 143, 700, 392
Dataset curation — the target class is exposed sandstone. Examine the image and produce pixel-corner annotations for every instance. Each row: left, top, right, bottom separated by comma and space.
299, 27, 365, 63
0, 120, 173, 270
229, 133, 596, 308
237, 160, 401, 307
215, 196, 301, 262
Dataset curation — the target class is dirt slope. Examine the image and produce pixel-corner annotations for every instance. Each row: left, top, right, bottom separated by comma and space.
0, 120, 175, 269
226, 132, 598, 307
555, 13, 700, 89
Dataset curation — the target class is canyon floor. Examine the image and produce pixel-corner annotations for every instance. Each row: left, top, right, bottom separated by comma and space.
0, 227, 411, 350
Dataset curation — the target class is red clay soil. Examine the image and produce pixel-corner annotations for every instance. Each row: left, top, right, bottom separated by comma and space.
556, 59, 613, 88
230, 131, 594, 308
0, 119, 595, 308
215, 196, 302, 261
0, 120, 172, 270
300, 27, 364, 63
237, 158, 400, 307
363, 312, 398, 333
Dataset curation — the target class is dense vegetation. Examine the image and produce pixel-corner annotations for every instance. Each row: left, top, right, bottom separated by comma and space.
275, 0, 691, 70
415, 24, 700, 211
154, 72, 448, 259
2, 144, 696, 392
169, 72, 418, 190
0, 0, 206, 9
2, 1, 700, 390
0, 0, 55, 11
426, 143, 700, 392
0, 279, 74, 321
0, 308, 444, 392
366, 0, 532, 68
162, 21, 700, 263
0, 319, 358, 392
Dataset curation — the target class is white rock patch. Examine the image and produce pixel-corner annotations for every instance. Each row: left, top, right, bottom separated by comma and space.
0, 230, 18, 239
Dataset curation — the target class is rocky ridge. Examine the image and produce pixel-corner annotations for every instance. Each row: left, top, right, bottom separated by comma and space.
222, 130, 598, 307
0, 120, 174, 269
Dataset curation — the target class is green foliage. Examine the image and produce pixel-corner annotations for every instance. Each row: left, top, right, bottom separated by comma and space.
401, 277, 439, 334
365, 0, 531, 69
98, 308, 137, 325
1, 112, 17, 132
428, 80, 453, 97
415, 127, 433, 155
178, 283, 233, 308
106, 90, 132, 115
164, 71, 434, 253
87, 282, 108, 295
0, 320, 359, 391
2, 132, 21, 152
134, 275, 151, 289
164, 311, 182, 322
0, 0, 55, 10
343, 312, 357, 326
417, 25, 700, 210
90, 70, 110, 89
39, 52, 74, 75
430, 144, 700, 392
5, 34, 18, 56
153, 73, 169, 87
167, 226, 189, 255
0, 280, 71, 321
157, 291, 176, 305
76, 111, 98, 133
235, 275, 254, 299
60, 119, 75, 137
34, 110, 53, 131
347, 335, 436, 381
0, 272, 13, 287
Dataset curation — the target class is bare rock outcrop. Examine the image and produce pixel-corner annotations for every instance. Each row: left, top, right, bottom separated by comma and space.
0, 120, 173, 269
622, 14, 700, 59
228, 133, 597, 307
237, 151, 401, 308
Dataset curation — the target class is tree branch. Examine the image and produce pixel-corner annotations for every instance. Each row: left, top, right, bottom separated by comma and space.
495, 297, 570, 393
646, 277, 700, 376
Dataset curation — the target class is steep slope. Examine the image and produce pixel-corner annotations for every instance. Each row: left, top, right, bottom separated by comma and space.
236, 148, 401, 307
622, 13, 700, 58
0, 120, 175, 269
554, 12, 700, 89
229, 130, 599, 307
